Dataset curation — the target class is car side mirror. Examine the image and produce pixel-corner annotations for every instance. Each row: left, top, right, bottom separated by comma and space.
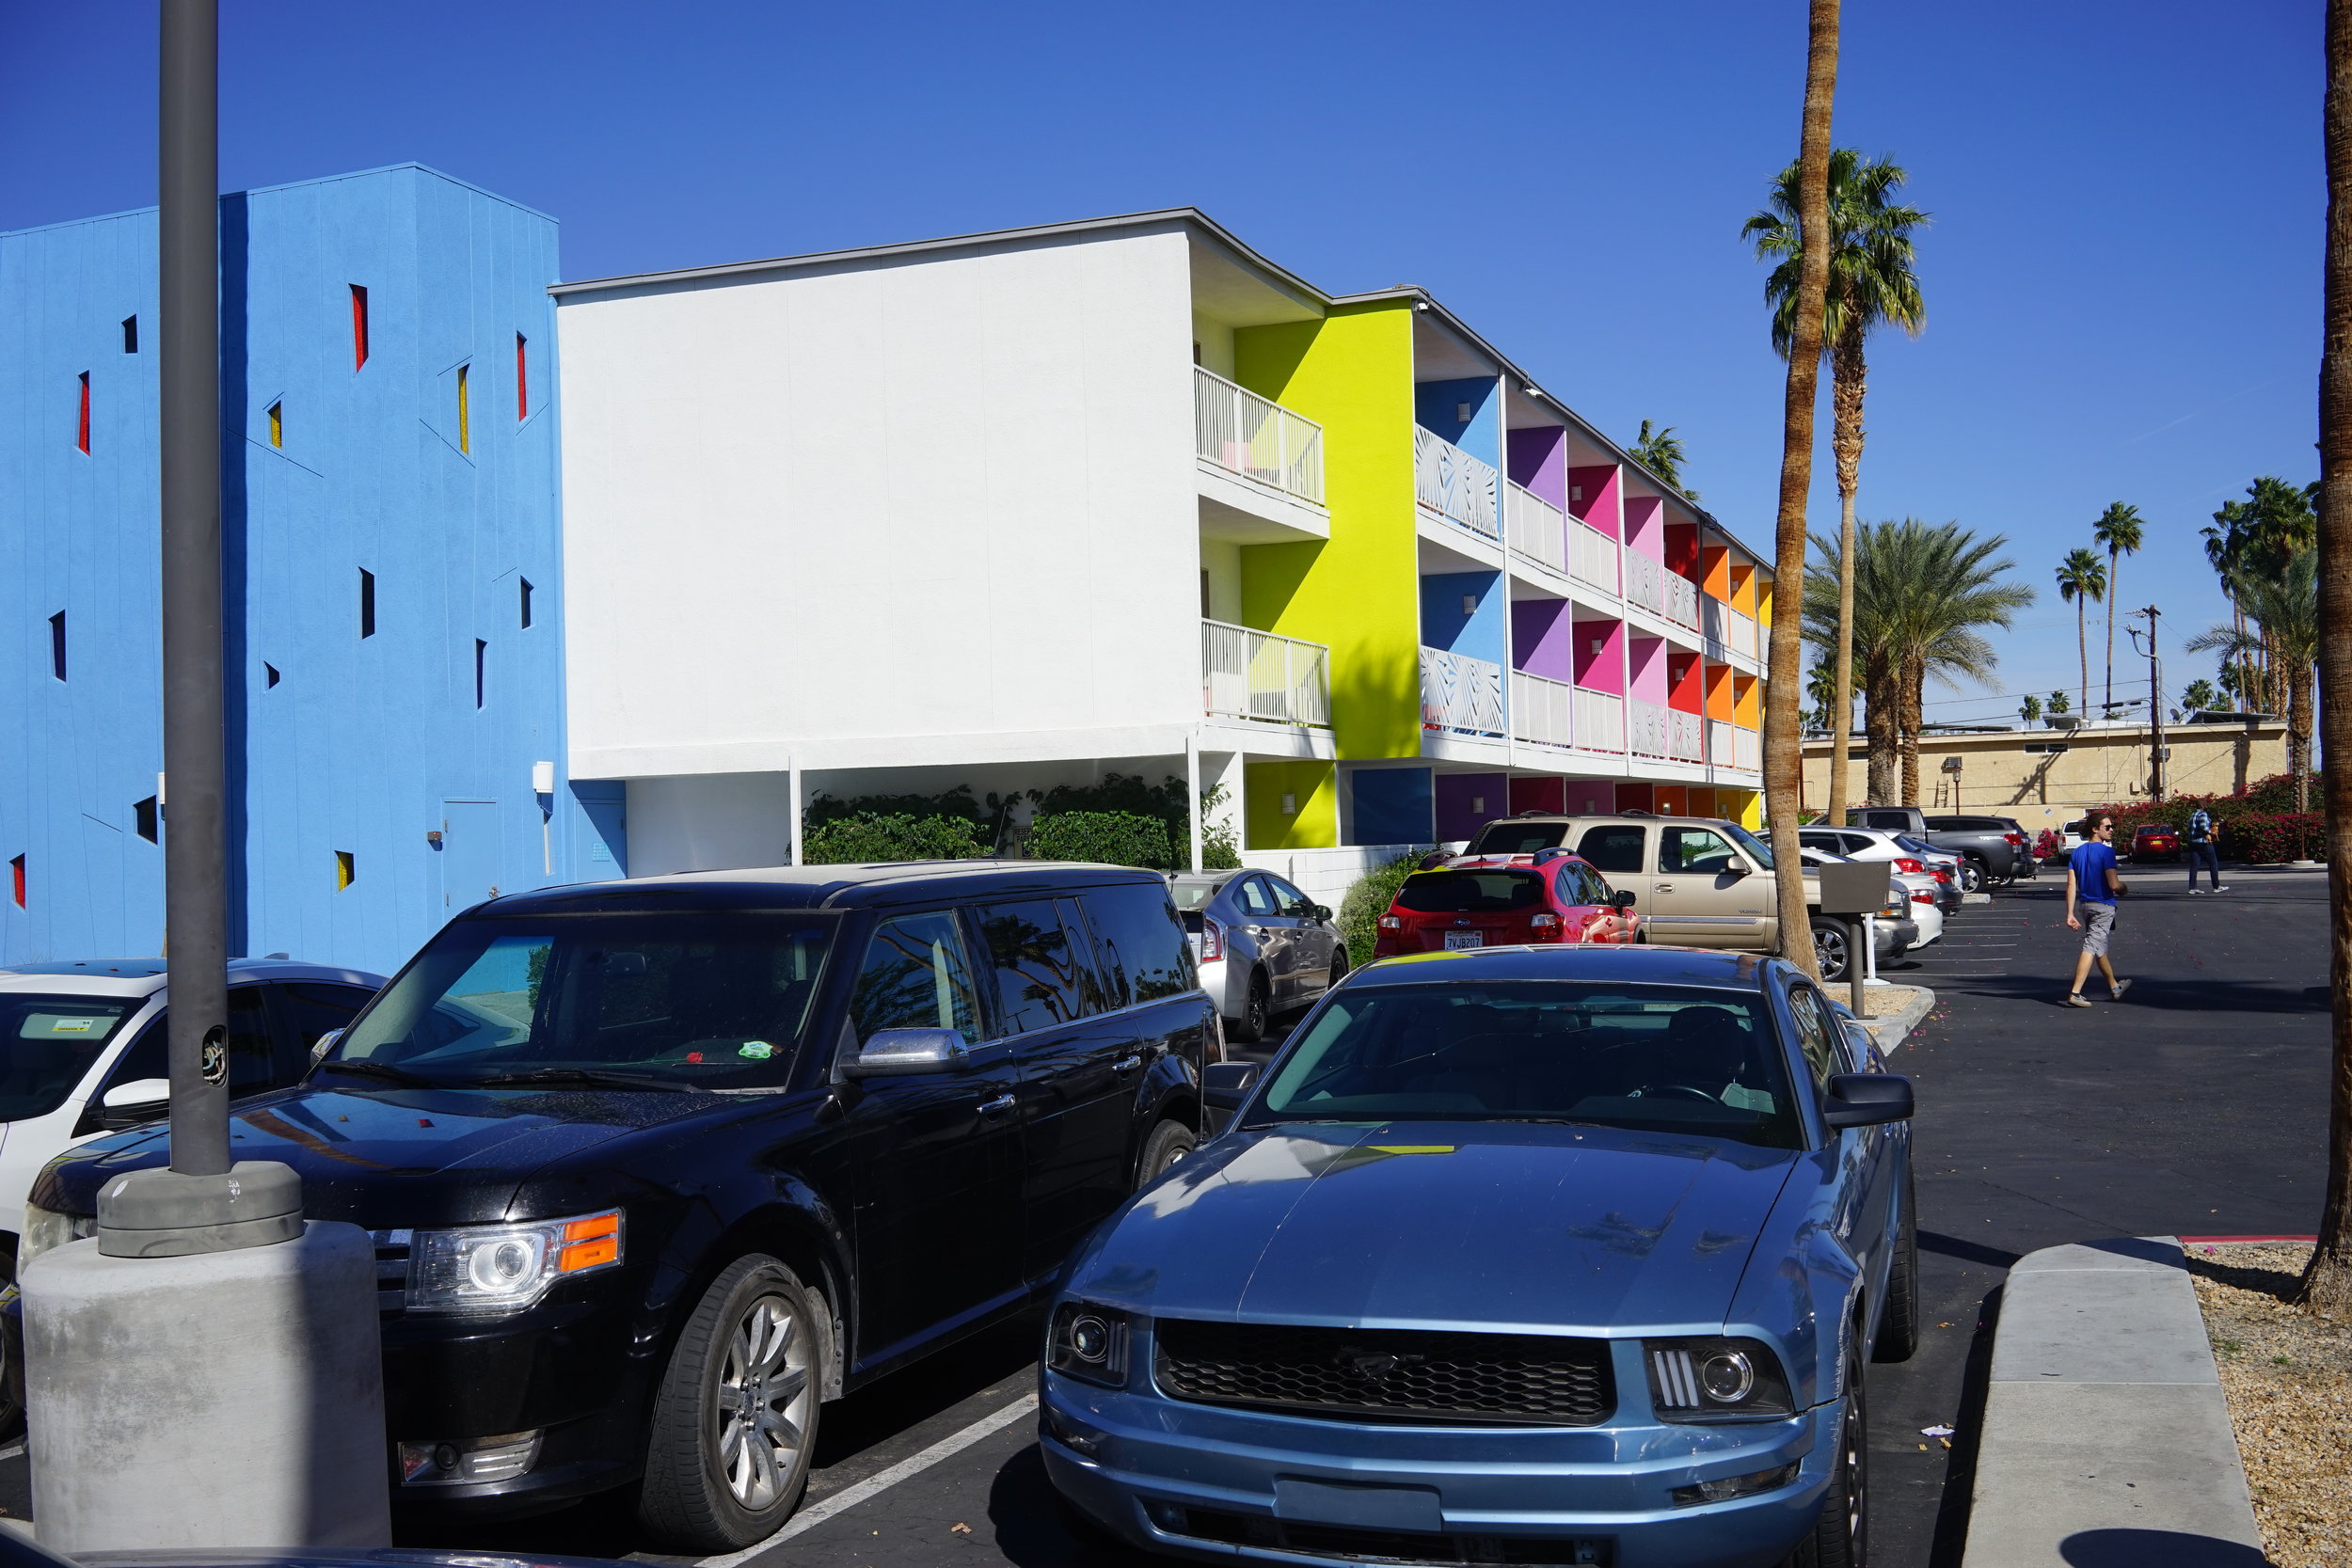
1724, 861, 1751, 879
1311, 904, 1332, 923
1203, 1060, 1261, 1113
843, 1028, 969, 1078
1821, 1072, 1913, 1129
310, 1028, 343, 1064
1612, 889, 1638, 911
97, 1077, 172, 1126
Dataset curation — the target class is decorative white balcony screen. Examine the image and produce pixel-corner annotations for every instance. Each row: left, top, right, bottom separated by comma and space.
1734, 726, 1762, 771
1509, 670, 1576, 748
1708, 720, 1738, 769
1504, 483, 1567, 575
1194, 367, 1325, 505
1670, 709, 1705, 763
1726, 607, 1758, 658
1420, 646, 1504, 736
1628, 696, 1671, 758
1414, 427, 1500, 540
1570, 517, 1619, 595
1201, 619, 1331, 727
1665, 575, 1700, 630
1576, 687, 1626, 752
1625, 550, 1665, 615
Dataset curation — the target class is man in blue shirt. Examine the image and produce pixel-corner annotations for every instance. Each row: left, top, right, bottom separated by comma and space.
2184, 805, 2229, 895
2064, 813, 2130, 1006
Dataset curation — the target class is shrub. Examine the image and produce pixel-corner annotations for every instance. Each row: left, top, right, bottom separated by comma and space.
1339, 852, 1424, 970
1027, 811, 1173, 869
803, 812, 988, 864
2218, 813, 2326, 864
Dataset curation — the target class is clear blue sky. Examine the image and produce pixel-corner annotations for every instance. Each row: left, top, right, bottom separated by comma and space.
3, 1, 2322, 724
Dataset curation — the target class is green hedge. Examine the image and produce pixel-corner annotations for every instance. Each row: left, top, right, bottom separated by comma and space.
1339, 852, 1423, 970
1026, 811, 1173, 869
803, 812, 988, 864
2217, 814, 2326, 864
2086, 772, 2326, 863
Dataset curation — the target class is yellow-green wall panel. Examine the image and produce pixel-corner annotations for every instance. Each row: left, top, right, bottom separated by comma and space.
1245, 760, 1338, 849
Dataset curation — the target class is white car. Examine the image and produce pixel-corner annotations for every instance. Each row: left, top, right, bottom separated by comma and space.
1796, 826, 1961, 918
0, 956, 383, 1274
1792, 844, 1944, 949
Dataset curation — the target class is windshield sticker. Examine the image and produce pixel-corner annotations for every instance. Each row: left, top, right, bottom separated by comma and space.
739, 1039, 776, 1059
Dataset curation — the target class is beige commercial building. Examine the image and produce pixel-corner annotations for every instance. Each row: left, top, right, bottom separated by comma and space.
1802, 719, 2290, 833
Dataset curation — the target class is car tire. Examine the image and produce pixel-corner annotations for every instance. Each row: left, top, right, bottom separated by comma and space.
1137, 1118, 1198, 1186
1958, 858, 1986, 895
638, 1254, 823, 1552
1785, 1343, 1869, 1568
1326, 947, 1349, 990
1225, 971, 1271, 1045
1811, 920, 1851, 986
1872, 1190, 1919, 1364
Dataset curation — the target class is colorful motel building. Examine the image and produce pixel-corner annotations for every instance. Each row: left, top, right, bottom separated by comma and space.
2, 167, 1772, 974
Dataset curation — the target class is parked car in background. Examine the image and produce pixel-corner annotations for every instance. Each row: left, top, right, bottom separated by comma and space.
1889, 834, 1965, 912
1041, 944, 1916, 1568
1849, 808, 2030, 892
1169, 871, 1344, 1043
2131, 823, 2182, 863
27, 862, 1216, 1549
1790, 844, 1944, 950
1373, 851, 1638, 958
1788, 827, 1958, 917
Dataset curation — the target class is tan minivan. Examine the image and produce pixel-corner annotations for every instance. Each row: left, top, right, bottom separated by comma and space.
1461, 812, 1914, 981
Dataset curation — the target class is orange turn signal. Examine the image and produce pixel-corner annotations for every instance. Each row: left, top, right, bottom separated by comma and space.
557, 1210, 623, 1274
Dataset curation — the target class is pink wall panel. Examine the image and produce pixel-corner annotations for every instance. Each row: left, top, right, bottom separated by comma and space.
1571, 612, 1625, 693
1566, 465, 1620, 538
1623, 494, 1665, 562
1627, 634, 1668, 704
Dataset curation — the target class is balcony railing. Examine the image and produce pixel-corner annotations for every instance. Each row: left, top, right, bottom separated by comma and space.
1504, 483, 1566, 575
1569, 516, 1619, 595
1414, 427, 1500, 540
1202, 619, 1331, 727
1708, 719, 1739, 769
1510, 670, 1575, 748
1578, 687, 1626, 752
1625, 550, 1665, 615
1734, 725, 1761, 772
1194, 367, 1325, 505
1701, 597, 1759, 658
1665, 574, 1700, 631
1421, 646, 1504, 736
1670, 708, 1705, 763
1629, 696, 1670, 758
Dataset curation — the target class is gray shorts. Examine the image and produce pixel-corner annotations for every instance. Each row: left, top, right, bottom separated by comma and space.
2080, 902, 2116, 957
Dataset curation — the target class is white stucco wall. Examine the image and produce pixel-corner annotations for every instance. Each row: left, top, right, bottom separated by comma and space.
556, 227, 1203, 784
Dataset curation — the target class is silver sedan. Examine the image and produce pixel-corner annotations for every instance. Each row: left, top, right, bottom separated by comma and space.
1167, 870, 1346, 1044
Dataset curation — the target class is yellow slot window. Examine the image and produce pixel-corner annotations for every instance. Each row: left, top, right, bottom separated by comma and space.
267, 401, 282, 449
456, 365, 469, 452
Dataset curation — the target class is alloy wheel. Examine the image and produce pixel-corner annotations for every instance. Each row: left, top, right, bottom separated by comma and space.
1959, 861, 1984, 895
1815, 926, 1850, 983
714, 1292, 814, 1510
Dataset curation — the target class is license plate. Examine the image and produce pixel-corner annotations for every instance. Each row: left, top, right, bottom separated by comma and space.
1443, 931, 1485, 950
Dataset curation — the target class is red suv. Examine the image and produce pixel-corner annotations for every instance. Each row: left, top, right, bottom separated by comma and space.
1374, 851, 1640, 958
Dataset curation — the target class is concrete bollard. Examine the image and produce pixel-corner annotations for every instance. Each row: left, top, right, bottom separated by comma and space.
23, 1219, 391, 1554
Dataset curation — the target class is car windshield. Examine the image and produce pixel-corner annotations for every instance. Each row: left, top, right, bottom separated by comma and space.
330, 912, 834, 1088
1168, 880, 1222, 911
1394, 870, 1547, 913
0, 994, 139, 1121
1250, 981, 1802, 1148
1469, 822, 1568, 854
1721, 821, 1775, 870
1893, 835, 1937, 856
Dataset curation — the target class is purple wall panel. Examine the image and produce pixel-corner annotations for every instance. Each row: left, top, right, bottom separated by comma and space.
1436, 772, 1509, 842
1508, 427, 1568, 509
1511, 598, 1576, 680
1572, 612, 1625, 692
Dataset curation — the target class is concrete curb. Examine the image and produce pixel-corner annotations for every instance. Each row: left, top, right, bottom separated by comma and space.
1856, 985, 1934, 1055
1961, 1237, 2263, 1566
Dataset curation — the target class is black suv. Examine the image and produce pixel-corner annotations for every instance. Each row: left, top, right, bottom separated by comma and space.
26, 863, 1214, 1549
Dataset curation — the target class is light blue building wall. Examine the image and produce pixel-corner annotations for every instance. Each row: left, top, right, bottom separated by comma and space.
0, 165, 621, 975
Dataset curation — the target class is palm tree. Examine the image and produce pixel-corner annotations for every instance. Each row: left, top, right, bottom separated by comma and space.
2180, 677, 2219, 713
2091, 502, 2144, 713
2018, 692, 2042, 723
1804, 651, 1843, 732
1747, 149, 1928, 831
2206, 478, 2318, 712
2187, 547, 2321, 810
2055, 548, 2107, 719
1630, 421, 1697, 500
1758, 0, 1841, 980
1804, 520, 2036, 805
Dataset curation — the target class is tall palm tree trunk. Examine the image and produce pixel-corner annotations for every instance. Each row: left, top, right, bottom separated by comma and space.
1899, 650, 1924, 806
1864, 656, 1899, 805
2105, 548, 2120, 714
1762, 0, 1839, 975
2300, 0, 2352, 1316
2076, 596, 2090, 718
1827, 331, 1866, 826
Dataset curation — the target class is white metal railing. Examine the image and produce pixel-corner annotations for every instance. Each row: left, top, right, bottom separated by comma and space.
1725, 606, 1757, 658
1510, 670, 1576, 748
1201, 619, 1331, 727
1414, 427, 1500, 540
1194, 367, 1325, 506
1629, 696, 1671, 758
1570, 516, 1619, 595
1420, 646, 1504, 736
1734, 726, 1761, 771
1708, 719, 1738, 768
1671, 708, 1705, 763
1665, 574, 1700, 630
1504, 483, 1566, 575
1625, 549, 1665, 615
1576, 686, 1625, 752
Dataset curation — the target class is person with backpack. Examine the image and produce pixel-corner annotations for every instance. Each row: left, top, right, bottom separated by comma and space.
2185, 805, 2228, 895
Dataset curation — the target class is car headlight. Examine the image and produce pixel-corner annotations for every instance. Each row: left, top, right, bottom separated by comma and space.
1045, 1301, 1131, 1388
1645, 1337, 1795, 1423
19, 1204, 97, 1272
406, 1209, 623, 1314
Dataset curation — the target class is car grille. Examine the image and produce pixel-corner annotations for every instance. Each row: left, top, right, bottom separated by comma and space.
1152, 1321, 1613, 1426
372, 1229, 411, 1316
1169, 1507, 1610, 1565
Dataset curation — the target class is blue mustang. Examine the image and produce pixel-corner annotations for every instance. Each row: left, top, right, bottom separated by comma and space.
1040, 944, 1915, 1568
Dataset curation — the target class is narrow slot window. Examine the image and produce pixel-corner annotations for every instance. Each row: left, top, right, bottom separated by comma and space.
134, 797, 159, 843
335, 850, 356, 891
76, 372, 89, 453
358, 569, 375, 639
518, 578, 533, 629
350, 285, 369, 369
264, 662, 281, 688
516, 333, 528, 420
121, 316, 138, 354
48, 612, 65, 681
474, 639, 486, 708
267, 401, 283, 449
456, 365, 470, 452
8, 855, 22, 909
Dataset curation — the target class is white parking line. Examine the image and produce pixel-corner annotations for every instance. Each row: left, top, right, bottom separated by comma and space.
696, 1392, 1039, 1567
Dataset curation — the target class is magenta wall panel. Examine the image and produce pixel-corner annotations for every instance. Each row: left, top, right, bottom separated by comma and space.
1508, 428, 1568, 510
1564, 778, 1616, 815
1628, 634, 1668, 704
1436, 772, 1510, 842
1566, 465, 1620, 537
1511, 598, 1576, 680
1623, 494, 1665, 561
1572, 611, 1625, 692
1509, 775, 1565, 816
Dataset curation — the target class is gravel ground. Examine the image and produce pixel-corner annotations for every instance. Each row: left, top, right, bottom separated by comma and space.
2188, 1241, 2352, 1567
1862, 984, 1923, 1017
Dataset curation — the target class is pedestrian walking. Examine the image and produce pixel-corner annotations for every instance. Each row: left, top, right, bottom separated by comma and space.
2063, 812, 2131, 1007
2184, 804, 2229, 895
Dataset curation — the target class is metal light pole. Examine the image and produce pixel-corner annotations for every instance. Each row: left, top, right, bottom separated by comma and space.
2133, 607, 2165, 800
18, 5, 389, 1550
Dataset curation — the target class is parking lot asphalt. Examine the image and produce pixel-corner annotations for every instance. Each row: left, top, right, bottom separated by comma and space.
0, 863, 2326, 1568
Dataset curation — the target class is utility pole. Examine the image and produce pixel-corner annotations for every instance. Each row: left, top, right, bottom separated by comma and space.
2133, 606, 2166, 800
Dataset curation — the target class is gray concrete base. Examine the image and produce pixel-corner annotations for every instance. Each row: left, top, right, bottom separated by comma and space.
22, 1221, 391, 1554
1858, 985, 1935, 1055
1962, 1237, 2264, 1566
